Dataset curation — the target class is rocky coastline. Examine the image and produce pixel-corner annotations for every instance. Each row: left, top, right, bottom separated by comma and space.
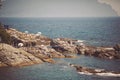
70, 64, 120, 77
0, 26, 120, 67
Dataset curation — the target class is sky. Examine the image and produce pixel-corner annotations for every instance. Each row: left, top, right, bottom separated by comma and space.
0, 0, 120, 17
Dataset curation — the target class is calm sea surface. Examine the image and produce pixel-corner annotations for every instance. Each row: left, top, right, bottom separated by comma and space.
0, 17, 120, 80
0, 55, 120, 80
0, 17, 120, 46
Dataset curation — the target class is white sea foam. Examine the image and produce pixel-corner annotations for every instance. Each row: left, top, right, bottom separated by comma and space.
94, 69, 104, 72
96, 72, 120, 77
78, 71, 120, 77
78, 72, 93, 75
60, 66, 69, 71
62, 66, 68, 68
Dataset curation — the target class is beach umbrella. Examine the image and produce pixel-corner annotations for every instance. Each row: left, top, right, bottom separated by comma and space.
36, 32, 42, 36
25, 31, 29, 34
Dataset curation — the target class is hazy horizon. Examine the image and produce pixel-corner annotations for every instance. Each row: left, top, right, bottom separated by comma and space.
0, 0, 120, 17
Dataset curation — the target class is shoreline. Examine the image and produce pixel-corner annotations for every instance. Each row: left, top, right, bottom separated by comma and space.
0, 25, 120, 67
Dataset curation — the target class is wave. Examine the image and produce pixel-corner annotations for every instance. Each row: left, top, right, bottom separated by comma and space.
78, 70, 120, 77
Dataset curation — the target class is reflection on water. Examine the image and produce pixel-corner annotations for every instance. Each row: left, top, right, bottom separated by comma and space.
0, 55, 120, 80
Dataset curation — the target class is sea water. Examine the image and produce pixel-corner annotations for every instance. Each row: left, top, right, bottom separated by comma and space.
0, 17, 120, 80
0, 55, 120, 80
0, 17, 120, 46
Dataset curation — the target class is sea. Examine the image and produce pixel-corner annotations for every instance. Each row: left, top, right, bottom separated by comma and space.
0, 17, 120, 80
0, 17, 120, 46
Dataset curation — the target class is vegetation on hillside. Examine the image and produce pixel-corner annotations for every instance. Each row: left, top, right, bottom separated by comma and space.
0, 24, 11, 44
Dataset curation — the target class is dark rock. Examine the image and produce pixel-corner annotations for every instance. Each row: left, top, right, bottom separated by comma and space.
64, 54, 76, 58
114, 51, 120, 59
114, 44, 120, 51
76, 45, 86, 54
51, 38, 78, 54
93, 47, 118, 59
70, 64, 120, 76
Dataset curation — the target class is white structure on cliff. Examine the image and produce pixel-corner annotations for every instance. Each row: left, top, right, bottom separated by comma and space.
36, 32, 42, 36
18, 43, 24, 47
25, 31, 29, 34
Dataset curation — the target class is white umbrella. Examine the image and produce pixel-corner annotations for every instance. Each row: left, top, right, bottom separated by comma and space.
25, 31, 29, 34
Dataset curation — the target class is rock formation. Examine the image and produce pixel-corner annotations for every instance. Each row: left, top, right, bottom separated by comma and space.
6, 28, 120, 60
0, 43, 42, 67
70, 64, 120, 77
7, 28, 51, 47
50, 38, 78, 54
0, 27, 120, 67
114, 44, 120, 51
21, 45, 64, 63
50, 37, 120, 59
